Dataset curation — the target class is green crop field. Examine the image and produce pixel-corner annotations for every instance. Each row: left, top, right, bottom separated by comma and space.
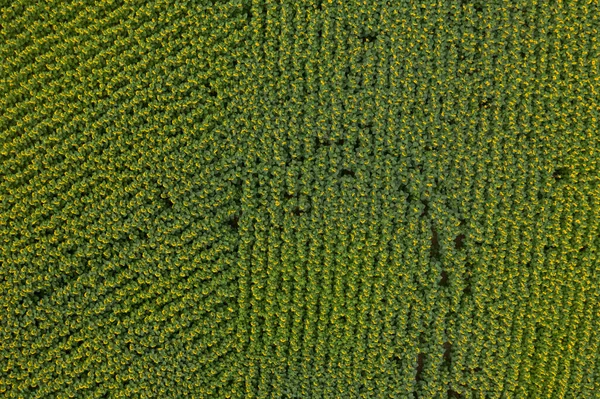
1, 0, 599, 398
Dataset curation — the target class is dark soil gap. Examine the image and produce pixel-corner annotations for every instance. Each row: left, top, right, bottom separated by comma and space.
243, 4, 253, 21
553, 167, 569, 180
360, 33, 378, 43
415, 353, 425, 383
454, 234, 465, 250
448, 389, 462, 398
32, 289, 49, 303
443, 342, 452, 365
440, 270, 449, 287
430, 225, 440, 258
228, 214, 240, 230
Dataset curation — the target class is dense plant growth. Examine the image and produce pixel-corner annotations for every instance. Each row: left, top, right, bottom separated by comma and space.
1, 0, 599, 398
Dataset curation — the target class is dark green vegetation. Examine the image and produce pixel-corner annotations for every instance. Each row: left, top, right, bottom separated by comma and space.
1, 0, 599, 398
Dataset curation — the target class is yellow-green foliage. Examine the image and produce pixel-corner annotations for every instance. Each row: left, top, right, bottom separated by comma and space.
1, 0, 599, 398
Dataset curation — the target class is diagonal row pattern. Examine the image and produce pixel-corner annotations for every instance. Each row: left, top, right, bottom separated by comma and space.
1, 1, 599, 398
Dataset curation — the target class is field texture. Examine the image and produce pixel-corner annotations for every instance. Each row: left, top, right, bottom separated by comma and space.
1, 0, 599, 398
